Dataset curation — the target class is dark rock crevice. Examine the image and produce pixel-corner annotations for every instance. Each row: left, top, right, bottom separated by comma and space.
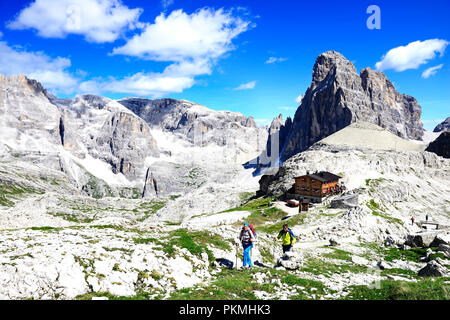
58, 116, 65, 147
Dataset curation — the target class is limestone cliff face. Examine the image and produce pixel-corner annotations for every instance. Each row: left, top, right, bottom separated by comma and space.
0, 75, 160, 184
265, 114, 292, 160
359, 67, 423, 140
0, 74, 63, 150
95, 111, 159, 179
267, 51, 424, 163
54, 94, 161, 181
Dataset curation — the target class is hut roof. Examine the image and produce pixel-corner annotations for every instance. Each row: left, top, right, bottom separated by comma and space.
295, 171, 341, 183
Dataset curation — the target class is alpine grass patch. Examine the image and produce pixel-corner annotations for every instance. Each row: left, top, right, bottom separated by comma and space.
342, 277, 450, 300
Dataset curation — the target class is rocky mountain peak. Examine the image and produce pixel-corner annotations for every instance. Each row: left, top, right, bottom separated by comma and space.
312, 50, 358, 87
255, 51, 425, 165
0, 74, 50, 97
269, 114, 284, 133
244, 116, 256, 128
433, 117, 450, 132
75, 94, 111, 110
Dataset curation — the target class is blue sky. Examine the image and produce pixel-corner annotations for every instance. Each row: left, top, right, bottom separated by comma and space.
0, 0, 449, 130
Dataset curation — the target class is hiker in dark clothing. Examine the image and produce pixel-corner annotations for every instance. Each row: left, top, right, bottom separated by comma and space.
411, 217, 415, 225
426, 214, 429, 222
277, 224, 297, 253
239, 223, 255, 269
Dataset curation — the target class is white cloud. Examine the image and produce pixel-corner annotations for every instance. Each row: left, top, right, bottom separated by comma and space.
233, 81, 256, 90
78, 59, 212, 97
265, 57, 287, 64
112, 8, 250, 61
5, 5, 252, 97
375, 39, 449, 72
0, 41, 78, 94
78, 56, 216, 97
163, 58, 213, 77
7, 0, 142, 43
421, 64, 444, 79
79, 72, 195, 97
0, 38, 195, 98
109, 7, 251, 96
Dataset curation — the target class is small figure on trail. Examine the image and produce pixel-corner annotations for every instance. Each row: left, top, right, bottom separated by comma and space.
411, 217, 415, 225
239, 223, 255, 269
276, 223, 297, 253
426, 214, 429, 222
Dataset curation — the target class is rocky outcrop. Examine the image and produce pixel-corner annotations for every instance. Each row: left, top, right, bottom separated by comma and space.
429, 233, 450, 248
276, 251, 303, 270
405, 232, 445, 248
418, 259, 449, 277
330, 194, 359, 209
142, 161, 196, 198
437, 244, 450, 258
268, 115, 293, 161
433, 117, 450, 132
142, 168, 158, 198
95, 111, 159, 179
261, 51, 424, 163
425, 131, 450, 159
329, 238, 339, 246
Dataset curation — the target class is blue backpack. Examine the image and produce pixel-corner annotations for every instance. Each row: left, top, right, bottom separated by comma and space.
280, 227, 296, 241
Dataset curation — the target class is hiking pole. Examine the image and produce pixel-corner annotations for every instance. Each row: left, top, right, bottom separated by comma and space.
235, 242, 238, 270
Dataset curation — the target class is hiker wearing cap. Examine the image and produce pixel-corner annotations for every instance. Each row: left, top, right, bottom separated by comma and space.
276, 223, 297, 253
239, 223, 255, 269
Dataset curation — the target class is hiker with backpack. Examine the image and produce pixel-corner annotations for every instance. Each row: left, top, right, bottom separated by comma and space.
238, 223, 255, 269
276, 223, 297, 253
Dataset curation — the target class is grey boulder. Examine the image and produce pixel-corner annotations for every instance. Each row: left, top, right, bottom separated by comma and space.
276, 251, 303, 270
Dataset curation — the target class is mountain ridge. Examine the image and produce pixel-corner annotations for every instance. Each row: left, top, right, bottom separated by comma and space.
0, 73, 266, 199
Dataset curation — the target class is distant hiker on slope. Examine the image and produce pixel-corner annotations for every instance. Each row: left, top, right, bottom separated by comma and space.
239, 223, 255, 269
411, 217, 415, 225
276, 223, 297, 253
